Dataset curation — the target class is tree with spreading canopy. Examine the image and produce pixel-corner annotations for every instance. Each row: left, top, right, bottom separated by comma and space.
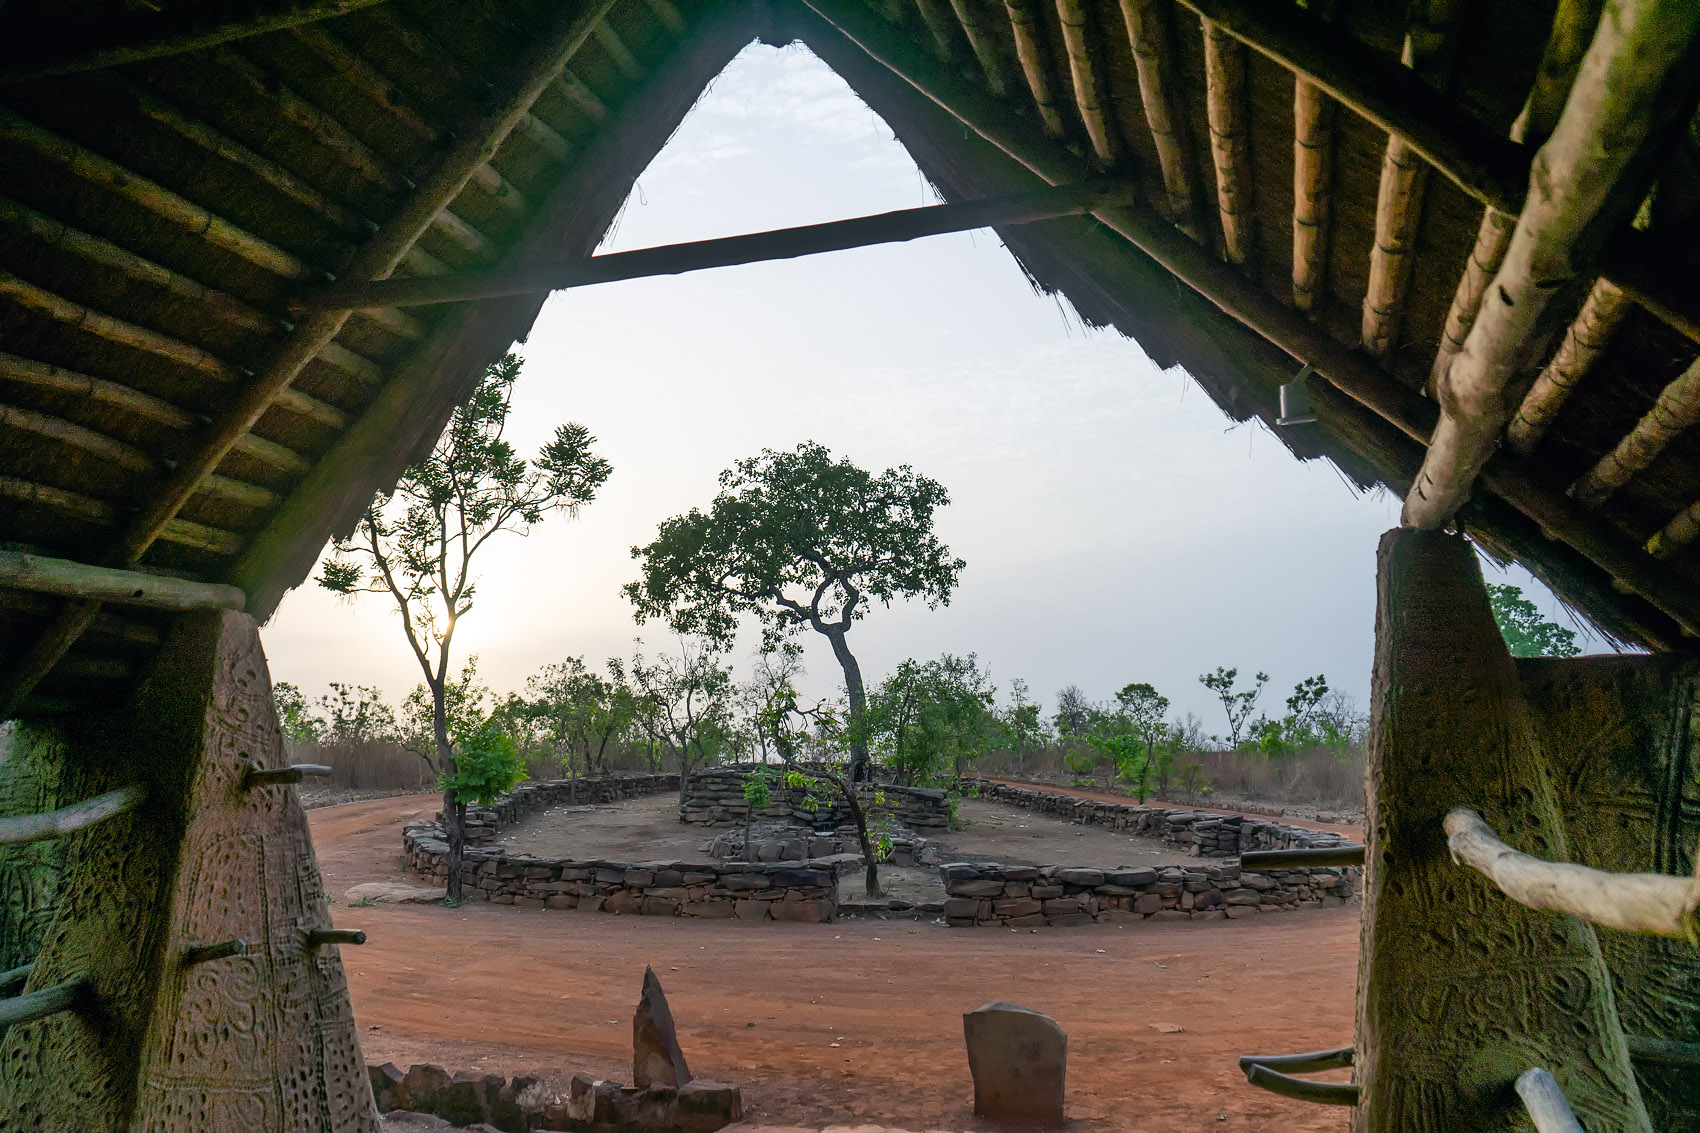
625, 441, 964, 783
1487, 583, 1582, 657
615, 636, 740, 804
317, 353, 611, 903
865, 652, 998, 784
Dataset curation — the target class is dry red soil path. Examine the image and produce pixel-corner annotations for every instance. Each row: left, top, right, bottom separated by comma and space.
312, 796, 1357, 1131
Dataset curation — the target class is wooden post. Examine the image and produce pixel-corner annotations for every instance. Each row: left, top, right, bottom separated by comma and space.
0, 611, 376, 1131
1356, 529, 1648, 1131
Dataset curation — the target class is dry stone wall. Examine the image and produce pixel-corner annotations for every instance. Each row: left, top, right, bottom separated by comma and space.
970, 780, 1356, 857
455, 774, 679, 844
940, 860, 1357, 927
680, 766, 950, 832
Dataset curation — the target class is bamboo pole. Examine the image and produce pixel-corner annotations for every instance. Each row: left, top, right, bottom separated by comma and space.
1572, 356, 1700, 508
1516, 1068, 1585, 1133
1237, 1047, 1353, 1074
115, 0, 620, 572
1118, 0, 1196, 226
289, 24, 440, 144
592, 21, 645, 81
1174, 0, 1530, 213
1446, 808, 1700, 940
950, 0, 1014, 96
558, 72, 611, 123
1404, 0, 1700, 530
0, 786, 146, 846
1056, 0, 1117, 164
0, 478, 246, 552
0, 977, 86, 1028
1648, 498, 1700, 558
1202, 20, 1254, 265
799, 0, 1700, 640
0, 109, 309, 279
0, 0, 394, 83
1624, 1035, 1700, 1065
0, 552, 247, 612
1003, 0, 1068, 136
1239, 846, 1364, 868
915, 0, 963, 62
0, 352, 195, 430
1291, 80, 1335, 312
1243, 1064, 1359, 1106
0, 404, 154, 475
297, 182, 1136, 310
1428, 0, 1602, 390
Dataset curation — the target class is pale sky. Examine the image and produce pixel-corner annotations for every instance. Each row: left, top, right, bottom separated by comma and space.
260, 42, 1604, 732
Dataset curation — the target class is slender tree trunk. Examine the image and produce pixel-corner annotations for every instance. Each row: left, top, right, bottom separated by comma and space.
822, 627, 870, 782
433, 684, 463, 905
840, 782, 881, 898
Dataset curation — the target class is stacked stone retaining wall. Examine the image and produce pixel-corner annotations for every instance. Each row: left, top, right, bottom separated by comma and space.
968, 780, 1356, 857
404, 821, 853, 922
454, 773, 679, 843
940, 860, 1358, 927
680, 765, 950, 832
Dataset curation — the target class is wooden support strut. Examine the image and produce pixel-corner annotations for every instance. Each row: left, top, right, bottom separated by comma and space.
1516, 1068, 1585, 1133
0, 963, 31, 995
1239, 845, 1364, 868
1404, 0, 1700, 529
1242, 1064, 1360, 1106
1236, 1046, 1353, 1075
0, 976, 86, 1028
295, 182, 1136, 310
798, 0, 1700, 641
0, 785, 146, 846
1173, 0, 1531, 213
244, 764, 333, 788
1445, 807, 1700, 940
0, 551, 247, 612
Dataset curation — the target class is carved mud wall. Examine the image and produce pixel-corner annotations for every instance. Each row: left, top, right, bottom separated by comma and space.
0, 610, 377, 1132
939, 860, 1356, 927
1517, 654, 1700, 1128
0, 723, 71, 977
967, 780, 1355, 857
1356, 530, 1649, 1132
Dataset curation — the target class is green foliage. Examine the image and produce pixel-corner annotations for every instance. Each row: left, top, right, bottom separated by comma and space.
1062, 750, 1096, 785
996, 678, 1047, 767
874, 831, 895, 862
618, 637, 740, 780
273, 681, 321, 747
438, 720, 528, 807
743, 764, 774, 810
1487, 583, 1581, 658
507, 656, 636, 775
864, 653, 997, 784
626, 441, 964, 648
1113, 682, 1170, 745
1199, 667, 1268, 747
1087, 731, 1153, 803
401, 661, 488, 767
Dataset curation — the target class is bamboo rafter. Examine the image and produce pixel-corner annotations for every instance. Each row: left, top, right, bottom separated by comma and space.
1004, 0, 1067, 136
1506, 279, 1632, 454
0, 477, 248, 552
592, 20, 646, 81
949, 0, 1014, 96
1202, 19, 1254, 265
915, 0, 963, 63
1404, 0, 1700, 530
1056, 0, 1117, 164
1291, 79, 1335, 312
1118, 0, 1197, 227
1571, 356, 1700, 508
0, 551, 249, 612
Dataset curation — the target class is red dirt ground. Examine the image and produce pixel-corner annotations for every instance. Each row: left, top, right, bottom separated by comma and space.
311, 794, 1357, 1131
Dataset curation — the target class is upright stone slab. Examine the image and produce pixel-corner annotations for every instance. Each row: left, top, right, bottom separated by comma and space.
0, 610, 377, 1132
962, 1001, 1066, 1124
1356, 530, 1647, 1131
633, 965, 691, 1088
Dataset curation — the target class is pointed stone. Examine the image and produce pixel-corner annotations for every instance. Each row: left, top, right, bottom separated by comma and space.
633, 965, 692, 1088
963, 1001, 1066, 1124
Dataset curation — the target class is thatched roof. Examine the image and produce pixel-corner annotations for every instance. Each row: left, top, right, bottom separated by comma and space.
0, 0, 1696, 717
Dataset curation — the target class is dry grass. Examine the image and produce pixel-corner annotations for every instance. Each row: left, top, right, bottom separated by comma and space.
976, 743, 1365, 811
286, 739, 657, 791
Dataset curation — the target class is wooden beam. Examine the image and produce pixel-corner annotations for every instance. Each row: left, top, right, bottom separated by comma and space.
0, 552, 246, 612
0, 601, 100, 719
799, 0, 1700, 640
1117, 0, 1197, 226
1055, 0, 1117, 164
1243, 1065, 1359, 1106
0, 977, 86, 1027
1173, 0, 1531, 213
950, 0, 1014, 96
0, 0, 394, 83
1003, 0, 1067, 136
1571, 355, 1700, 508
1506, 278, 1632, 454
1202, 19, 1254, 265
296, 182, 1135, 310
1291, 79, 1335, 311
1446, 807, 1700, 939
915, 0, 963, 62
1516, 1069, 1586, 1133
1404, 0, 1700, 529
1600, 226, 1700, 345
1428, 0, 1603, 390
0, 109, 312, 281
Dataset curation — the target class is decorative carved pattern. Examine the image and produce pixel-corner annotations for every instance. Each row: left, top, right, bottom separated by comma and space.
1356, 530, 1650, 1132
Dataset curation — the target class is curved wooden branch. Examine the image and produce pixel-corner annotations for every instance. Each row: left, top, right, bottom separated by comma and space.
1624, 1034, 1700, 1065
0, 963, 31, 995
1243, 1064, 1359, 1105
244, 764, 334, 788
0, 976, 85, 1027
1445, 808, 1700, 941
1239, 845, 1364, 868
1515, 1068, 1584, 1133
0, 786, 145, 846
1237, 1046, 1353, 1074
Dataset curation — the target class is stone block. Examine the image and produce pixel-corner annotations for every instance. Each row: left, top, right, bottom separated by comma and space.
994, 898, 1043, 918
641, 895, 680, 916
1041, 898, 1080, 915
963, 1001, 1067, 1123
1030, 885, 1064, 900
1097, 910, 1143, 924
634, 966, 692, 1089
441, 1071, 487, 1126
369, 1062, 404, 1113
604, 891, 642, 915
1048, 913, 1096, 927
1150, 910, 1191, 921
947, 879, 1007, 898
1223, 888, 1261, 906
1224, 905, 1259, 919
1005, 913, 1048, 928
1054, 868, 1105, 887
1133, 893, 1163, 915
734, 899, 771, 921
565, 1077, 620, 1124
674, 1080, 744, 1131
720, 874, 766, 891
942, 897, 982, 919
544, 895, 576, 910
623, 870, 656, 888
